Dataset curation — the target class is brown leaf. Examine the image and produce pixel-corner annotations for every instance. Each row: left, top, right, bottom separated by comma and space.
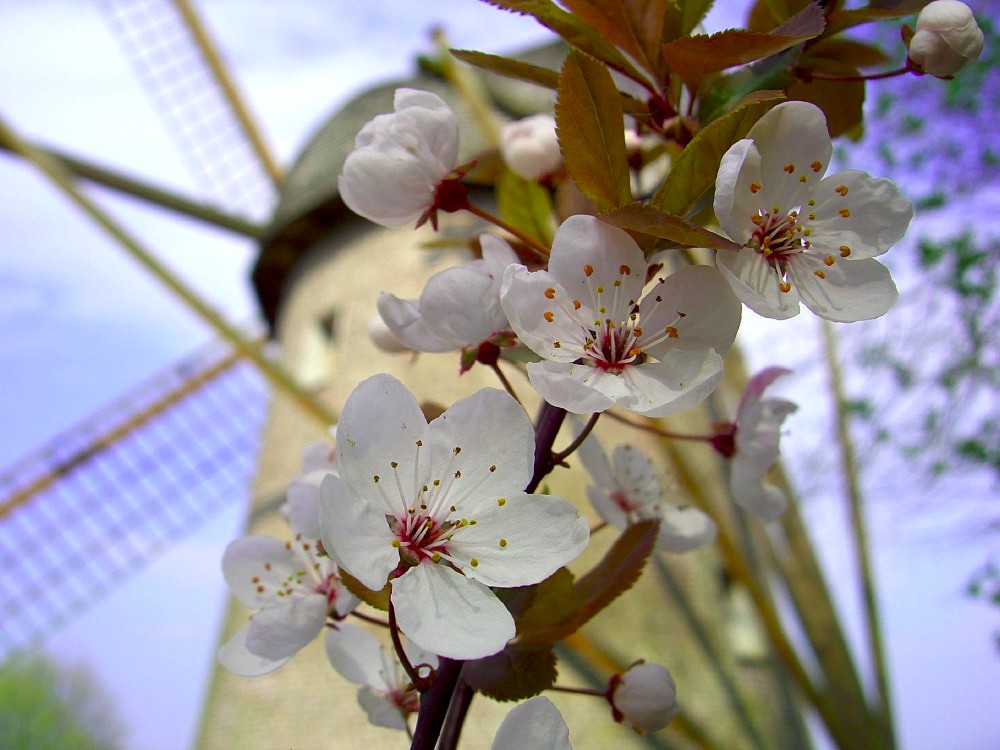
463, 643, 557, 701
661, 2, 824, 87
556, 49, 632, 210
788, 60, 865, 139
561, 0, 671, 80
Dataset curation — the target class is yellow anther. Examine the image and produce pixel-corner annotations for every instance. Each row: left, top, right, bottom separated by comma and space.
824, 256, 836, 266
499, 539, 508, 548
392, 540, 401, 548
749, 182, 761, 194
572, 299, 582, 310
665, 326, 678, 338
431, 552, 442, 563
544, 311, 554, 323
799, 175, 808, 183
808, 198, 816, 206
595, 285, 605, 294
633, 326, 643, 337
544, 287, 556, 299
390, 461, 398, 468
584, 264, 594, 277
811, 160, 823, 172
779, 281, 792, 293
839, 208, 851, 218
553, 341, 561, 348
783, 162, 795, 173
373, 475, 380, 483
619, 264, 631, 275
836, 184, 849, 196
814, 270, 826, 279
497, 498, 506, 507
489, 465, 497, 472
470, 558, 479, 567
840, 246, 852, 257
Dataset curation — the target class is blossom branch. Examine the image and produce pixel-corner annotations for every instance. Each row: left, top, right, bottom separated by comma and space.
389, 601, 423, 690
489, 361, 520, 403
552, 412, 601, 465
605, 408, 714, 443
463, 202, 551, 260
795, 65, 911, 83
410, 658, 463, 750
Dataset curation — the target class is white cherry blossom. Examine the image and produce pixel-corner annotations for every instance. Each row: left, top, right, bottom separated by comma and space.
609, 662, 679, 733
218, 533, 359, 677
325, 623, 437, 731
501, 215, 741, 416
492, 697, 573, 750
908, 0, 984, 78
318, 374, 589, 660
282, 440, 338, 540
577, 432, 716, 553
500, 114, 562, 181
714, 367, 797, 520
714, 101, 912, 322
339, 89, 461, 228
377, 234, 519, 361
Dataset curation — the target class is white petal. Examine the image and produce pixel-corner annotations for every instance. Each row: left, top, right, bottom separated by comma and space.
548, 215, 647, 317
492, 697, 572, 750
391, 562, 515, 659
576, 432, 616, 490
424, 388, 534, 514
586, 485, 631, 530
319, 474, 399, 591
218, 624, 292, 677
639, 266, 742, 356
449, 493, 589, 587
421, 265, 502, 347
338, 148, 437, 227
501, 266, 586, 363
736, 367, 792, 420
377, 293, 455, 352
393, 89, 460, 171
325, 623, 394, 690
244, 594, 327, 661
619, 351, 724, 417
789, 255, 897, 322
610, 445, 662, 508
657, 506, 717, 553
730, 463, 788, 521
285, 473, 325, 540
358, 687, 409, 731
525, 361, 618, 414
714, 138, 764, 244
717, 248, 801, 320
747, 101, 833, 206
335, 374, 428, 504
222, 536, 301, 609
480, 233, 521, 278
808, 171, 912, 259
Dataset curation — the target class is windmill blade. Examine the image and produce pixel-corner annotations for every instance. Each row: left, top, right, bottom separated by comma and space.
96, 0, 281, 222
0, 340, 270, 653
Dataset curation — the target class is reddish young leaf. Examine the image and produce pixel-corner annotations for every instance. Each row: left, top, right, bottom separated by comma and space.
561, 0, 671, 80
556, 50, 632, 210
661, 2, 825, 87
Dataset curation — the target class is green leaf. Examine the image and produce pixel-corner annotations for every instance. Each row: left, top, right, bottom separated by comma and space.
556, 50, 632, 210
463, 643, 557, 701
482, 0, 652, 88
497, 168, 556, 245
450, 49, 560, 91
339, 569, 390, 611
560, 0, 671, 80
697, 48, 799, 124
660, 2, 824, 87
599, 202, 742, 251
652, 91, 784, 217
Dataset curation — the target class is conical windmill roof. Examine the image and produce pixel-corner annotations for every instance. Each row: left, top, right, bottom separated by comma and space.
251, 41, 565, 329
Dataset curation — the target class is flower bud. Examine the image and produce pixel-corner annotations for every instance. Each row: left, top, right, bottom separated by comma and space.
908, 0, 984, 78
609, 663, 679, 733
500, 114, 562, 181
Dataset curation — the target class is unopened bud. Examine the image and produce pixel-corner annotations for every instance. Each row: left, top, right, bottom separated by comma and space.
908, 0, 984, 78
609, 663, 679, 733
500, 114, 562, 181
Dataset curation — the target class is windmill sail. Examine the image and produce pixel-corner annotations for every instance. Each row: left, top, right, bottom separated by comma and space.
96, 0, 281, 222
0, 340, 270, 652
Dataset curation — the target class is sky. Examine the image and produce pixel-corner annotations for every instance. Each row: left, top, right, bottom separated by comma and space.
0, 2, 997, 750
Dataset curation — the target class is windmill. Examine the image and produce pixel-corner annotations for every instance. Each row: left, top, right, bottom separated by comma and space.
0, 3, 896, 750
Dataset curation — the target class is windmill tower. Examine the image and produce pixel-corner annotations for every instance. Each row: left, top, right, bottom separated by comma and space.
0, 3, 832, 749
